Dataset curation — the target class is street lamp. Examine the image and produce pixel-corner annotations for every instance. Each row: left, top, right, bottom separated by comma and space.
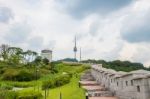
36, 68, 39, 91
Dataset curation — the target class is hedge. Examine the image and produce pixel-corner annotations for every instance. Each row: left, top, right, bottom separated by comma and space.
42, 74, 71, 90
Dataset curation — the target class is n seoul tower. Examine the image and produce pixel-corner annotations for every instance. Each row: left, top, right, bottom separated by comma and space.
73, 36, 77, 60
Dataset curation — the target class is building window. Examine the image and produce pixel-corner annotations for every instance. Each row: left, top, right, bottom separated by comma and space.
126, 81, 128, 86
137, 86, 140, 92
117, 82, 119, 86
131, 80, 133, 86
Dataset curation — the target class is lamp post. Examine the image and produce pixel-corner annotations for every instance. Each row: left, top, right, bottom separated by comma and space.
36, 69, 39, 91
60, 92, 62, 99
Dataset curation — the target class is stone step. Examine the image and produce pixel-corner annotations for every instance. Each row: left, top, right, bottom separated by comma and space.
82, 85, 106, 91
88, 91, 114, 97
79, 81, 99, 86
89, 97, 118, 99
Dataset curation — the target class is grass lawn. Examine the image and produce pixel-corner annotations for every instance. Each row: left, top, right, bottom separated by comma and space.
44, 76, 85, 99
0, 62, 89, 99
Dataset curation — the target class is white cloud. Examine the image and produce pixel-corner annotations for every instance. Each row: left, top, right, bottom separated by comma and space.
0, 0, 150, 67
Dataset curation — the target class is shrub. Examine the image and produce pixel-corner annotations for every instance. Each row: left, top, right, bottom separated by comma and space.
11, 82, 34, 88
2, 69, 18, 81
0, 68, 6, 74
40, 69, 50, 75
42, 74, 71, 90
55, 75, 71, 87
15, 70, 34, 81
76, 65, 91, 73
42, 79, 55, 90
0, 90, 17, 99
0, 84, 13, 90
2, 69, 40, 82
17, 90, 42, 99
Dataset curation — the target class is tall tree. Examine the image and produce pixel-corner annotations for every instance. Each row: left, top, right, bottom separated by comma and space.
23, 50, 38, 63
0, 44, 9, 61
43, 58, 49, 65
7, 47, 23, 64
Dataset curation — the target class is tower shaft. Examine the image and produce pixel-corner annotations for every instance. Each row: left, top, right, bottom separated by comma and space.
73, 36, 77, 60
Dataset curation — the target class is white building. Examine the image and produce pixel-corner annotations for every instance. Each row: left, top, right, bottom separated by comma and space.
41, 49, 52, 62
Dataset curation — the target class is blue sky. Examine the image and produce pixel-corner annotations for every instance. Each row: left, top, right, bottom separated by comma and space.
0, 0, 150, 66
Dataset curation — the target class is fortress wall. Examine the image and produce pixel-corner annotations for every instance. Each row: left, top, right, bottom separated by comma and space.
91, 64, 150, 99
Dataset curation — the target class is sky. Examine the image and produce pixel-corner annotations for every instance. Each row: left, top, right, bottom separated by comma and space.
0, 0, 150, 66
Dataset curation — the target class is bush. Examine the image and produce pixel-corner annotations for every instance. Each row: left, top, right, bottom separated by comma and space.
42, 74, 71, 90
0, 90, 17, 99
76, 65, 91, 73
0, 68, 6, 74
40, 69, 51, 75
15, 70, 33, 81
2, 69, 18, 81
11, 82, 34, 88
55, 75, 71, 87
17, 90, 42, 99
42, 79, 55, 90
0, 84, 13, 90
2, 69, 40, 81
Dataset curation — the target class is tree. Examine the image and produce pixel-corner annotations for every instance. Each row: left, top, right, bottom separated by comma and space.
7, 47, 23, 65
34, 56, 42, 66
43, 58, 49, 65
22, 50, 37, 64
0, 44, 9, 61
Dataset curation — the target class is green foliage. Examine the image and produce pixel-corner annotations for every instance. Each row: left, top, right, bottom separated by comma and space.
82, 59, 147, 72
55, 74, 71, 87
59, 58, 78, 62
0, 83, 13, 90
2, 69, 40, 81
0, 83, 13, 91
10, 82, 34, 88
42, 58, 49, 65
46, 76, 85, 99
63, 62, 82, 66
42, 74, 71, 90
0, 61, 88, 99
34, 56, 42, 66
17, 90, 42, 99
0, 89, 42, 99
2, 69, 18, 81
15, 70, 34, 81
0, 90, 17, 99
42, 79, 55, 90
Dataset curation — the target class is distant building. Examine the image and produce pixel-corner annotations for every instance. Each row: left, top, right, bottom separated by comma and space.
41, 49, 52, 62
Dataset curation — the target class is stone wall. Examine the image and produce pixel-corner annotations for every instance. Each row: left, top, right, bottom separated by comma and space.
91, 64, 150, 99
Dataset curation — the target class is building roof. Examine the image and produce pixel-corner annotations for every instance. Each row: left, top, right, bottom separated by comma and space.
41, 49, 52, 53
132, 75, 147, 80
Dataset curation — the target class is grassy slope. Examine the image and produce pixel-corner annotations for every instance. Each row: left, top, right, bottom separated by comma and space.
45, 76, 85, 99
0, 63, 88, 99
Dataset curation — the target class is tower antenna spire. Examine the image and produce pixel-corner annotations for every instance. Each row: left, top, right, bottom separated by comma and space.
73, 36, 77, 60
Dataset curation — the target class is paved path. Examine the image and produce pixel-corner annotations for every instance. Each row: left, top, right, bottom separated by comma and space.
80, 70, 118, 99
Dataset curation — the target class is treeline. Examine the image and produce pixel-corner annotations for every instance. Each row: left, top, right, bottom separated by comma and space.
81, 59, 150, 72
0, 44, 52, 82
58, 58, 78, 62
0, 44, 49, 66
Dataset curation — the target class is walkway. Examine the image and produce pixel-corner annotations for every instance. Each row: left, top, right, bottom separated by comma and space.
79, 71, 118, 99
